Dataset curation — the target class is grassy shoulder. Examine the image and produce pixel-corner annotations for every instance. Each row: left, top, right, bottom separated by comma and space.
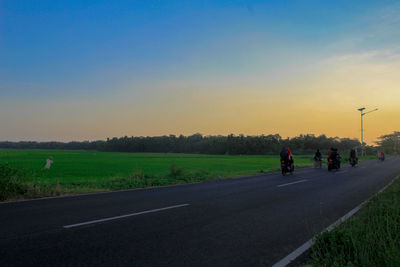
308, 175, 400, 266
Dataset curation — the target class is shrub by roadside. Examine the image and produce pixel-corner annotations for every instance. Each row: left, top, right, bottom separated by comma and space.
0, 164, 73, 201
309, 176, 400, 266
0, 164, 26, 201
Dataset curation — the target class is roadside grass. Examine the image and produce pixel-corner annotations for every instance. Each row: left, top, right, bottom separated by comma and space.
0, 164, 26, 201
0, 149, 317, 201
308, 175, 400, 266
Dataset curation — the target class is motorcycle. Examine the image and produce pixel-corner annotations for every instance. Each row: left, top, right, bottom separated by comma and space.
349, 157, 358, 167
328, 155, 341, 171
281, 159, 294, 176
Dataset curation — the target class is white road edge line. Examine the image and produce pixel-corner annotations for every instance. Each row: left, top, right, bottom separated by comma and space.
63, 203, 190, 229
272, 175, 400, 267
277, 179, 308, 188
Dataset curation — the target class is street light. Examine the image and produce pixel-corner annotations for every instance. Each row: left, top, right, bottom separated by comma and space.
357, 107, 378, 155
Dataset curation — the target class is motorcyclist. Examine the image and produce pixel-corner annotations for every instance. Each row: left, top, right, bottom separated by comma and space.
280, 146, 289, 162
350, 148, 357, 159
328, 148, 340, 167
287, 147, 294, 166
349, 148, 358, 165
280, 146, 294, 168
328, 147, 334, 160
314, 149, 322, 168
380, 151, 385, 161
314, 149, 322, 161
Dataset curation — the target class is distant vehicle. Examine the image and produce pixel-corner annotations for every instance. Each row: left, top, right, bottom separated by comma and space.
280, 146, 294, 176
313, 149, 322, 168
349, 148, 358, 167
349, 157, 358, 167
281, 159, 294, 176
378, 151, 385, 161
328, 154, 341, 171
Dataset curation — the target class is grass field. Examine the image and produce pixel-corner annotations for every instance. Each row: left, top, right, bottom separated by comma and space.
0, 149, 315, 199
0, 149, 316, 179
0, 149, 376, 200
308, 175, 400, 266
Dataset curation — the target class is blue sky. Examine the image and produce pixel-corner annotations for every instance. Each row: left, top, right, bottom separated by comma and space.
1, 0, 399, 141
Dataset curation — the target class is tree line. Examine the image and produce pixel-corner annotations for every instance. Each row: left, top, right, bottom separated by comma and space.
376, 131, 400, 154
0, 133, 365, 155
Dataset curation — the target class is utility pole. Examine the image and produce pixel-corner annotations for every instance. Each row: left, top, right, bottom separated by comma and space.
357, 107, 378, 156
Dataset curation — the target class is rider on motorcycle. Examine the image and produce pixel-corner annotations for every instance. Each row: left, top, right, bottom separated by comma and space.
350, 148, 357, 159
378, 151, 385, 161
314, 149, 322, 161
280, 146, 294, 166
349, 148, 358, 166
328, 147, 333, 160
280, 146, 288, 162
280, 146, 294, 174
314, 149, 322, 168
329, 148, 341, 168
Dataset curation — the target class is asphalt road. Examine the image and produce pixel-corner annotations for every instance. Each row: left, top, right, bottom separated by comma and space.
1, 157, 399, 267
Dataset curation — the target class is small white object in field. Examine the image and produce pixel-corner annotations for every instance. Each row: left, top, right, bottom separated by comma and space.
45, 158, 53, 169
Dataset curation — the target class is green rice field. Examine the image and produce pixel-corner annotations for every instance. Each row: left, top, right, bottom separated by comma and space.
0, 149, 373, 200
0, 149, 315, 198
0, 149, 315, 181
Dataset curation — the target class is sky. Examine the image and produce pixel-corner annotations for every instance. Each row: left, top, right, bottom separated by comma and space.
1, 0, 399, 143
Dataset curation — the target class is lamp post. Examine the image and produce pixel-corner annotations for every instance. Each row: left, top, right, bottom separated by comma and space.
357, 107, 378, 156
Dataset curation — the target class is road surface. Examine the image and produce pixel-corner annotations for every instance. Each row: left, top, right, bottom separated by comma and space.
1, 157, 399, 266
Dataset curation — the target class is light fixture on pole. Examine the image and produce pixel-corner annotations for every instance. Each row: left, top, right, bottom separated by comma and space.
357, 107, 378, 155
